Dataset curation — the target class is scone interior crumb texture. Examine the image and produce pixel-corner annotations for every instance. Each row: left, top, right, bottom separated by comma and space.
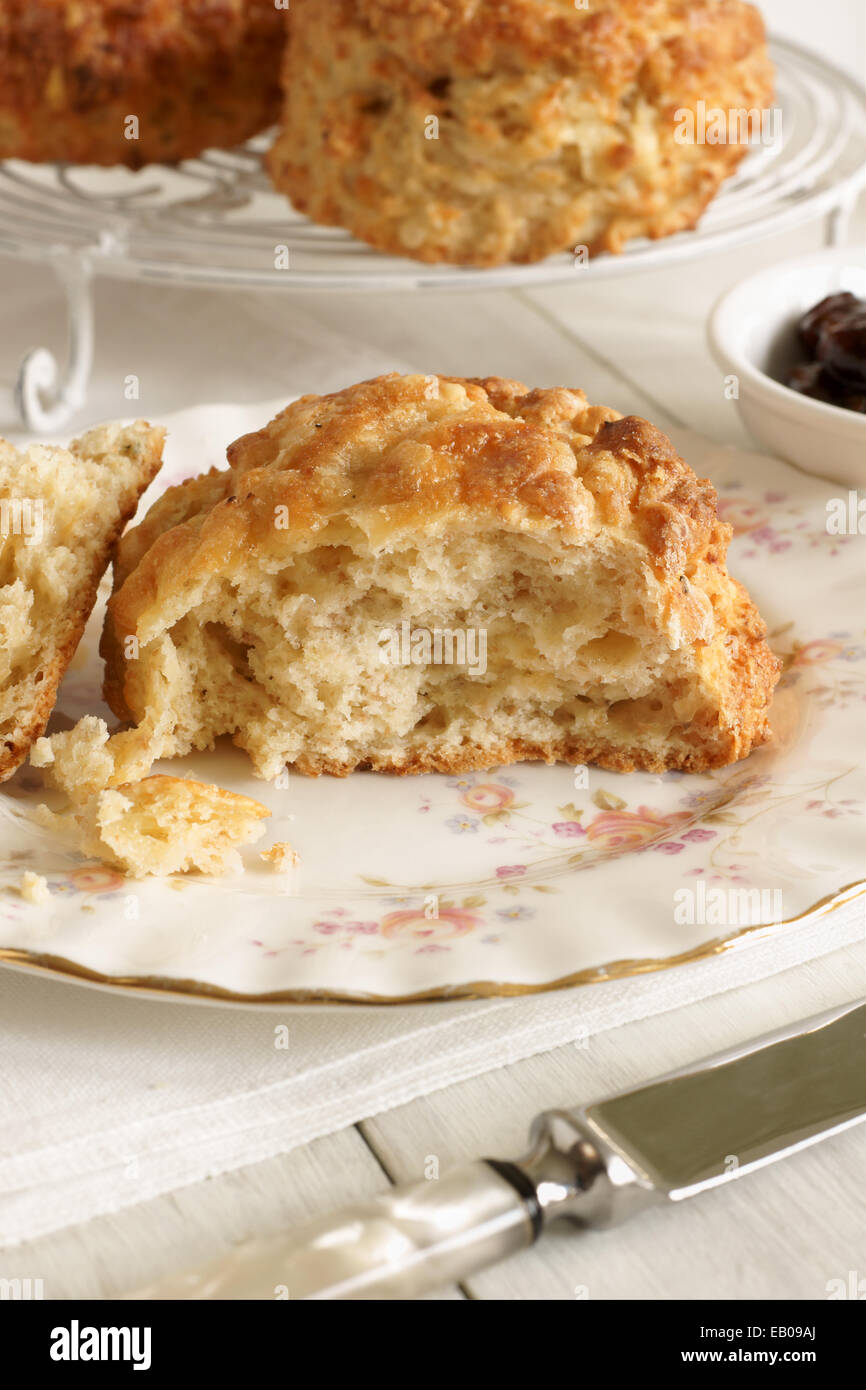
267, 0, 774, 265
31, 714, 155, 805
0, 423, 164, 783
74, 776, 271, 879
102, 373, 780, 783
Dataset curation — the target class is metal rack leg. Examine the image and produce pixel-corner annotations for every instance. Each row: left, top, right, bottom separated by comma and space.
824, 190, 858, 247
13, 258, 95, 434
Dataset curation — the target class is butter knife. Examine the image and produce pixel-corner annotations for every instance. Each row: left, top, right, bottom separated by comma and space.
129, 999, 865, 1301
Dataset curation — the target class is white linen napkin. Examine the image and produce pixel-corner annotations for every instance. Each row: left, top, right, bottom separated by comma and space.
0, 888, 861, 1248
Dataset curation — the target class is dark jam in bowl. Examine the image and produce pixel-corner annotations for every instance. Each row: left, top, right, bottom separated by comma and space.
785, 292, 866, 414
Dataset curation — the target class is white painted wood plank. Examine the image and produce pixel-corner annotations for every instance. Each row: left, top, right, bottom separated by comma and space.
0, 1126, 462, 1300
298, 287, 670, 421
523, 196, 866, 447
362, 945, 865, 1299
0, 257, 666, 442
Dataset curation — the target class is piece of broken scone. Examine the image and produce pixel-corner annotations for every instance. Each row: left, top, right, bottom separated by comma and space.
73, 775, 271, 879
31, 714, 152, 804
31, 720, 297, 880
98, 374, 780, 780
0, 421, 164, 783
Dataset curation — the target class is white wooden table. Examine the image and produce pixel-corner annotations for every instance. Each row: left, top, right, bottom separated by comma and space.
0, 0, 863, 1302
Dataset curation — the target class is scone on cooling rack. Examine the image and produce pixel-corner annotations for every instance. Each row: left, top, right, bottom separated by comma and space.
0, 421, 164, 783
266, 0, 774, 266
98, 373, 780, 782
0, 1, 285, 167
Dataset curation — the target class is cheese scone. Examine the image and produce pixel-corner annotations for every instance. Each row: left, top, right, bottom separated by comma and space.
0, 422, 164, 783
74, 775, 270, 878
267, 0, 773, 266
99, 375, 779, 781
0, 0, 285, 167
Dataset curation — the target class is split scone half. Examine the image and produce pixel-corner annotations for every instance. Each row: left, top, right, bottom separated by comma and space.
267, 0, 774, 265
100, 374, 779, 781
0, 422, 165, 783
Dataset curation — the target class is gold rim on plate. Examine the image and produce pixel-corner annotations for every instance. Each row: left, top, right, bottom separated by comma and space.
1, 881, 861, 1008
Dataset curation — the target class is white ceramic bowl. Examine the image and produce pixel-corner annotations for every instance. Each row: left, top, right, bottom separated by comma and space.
708, 248, 866, 487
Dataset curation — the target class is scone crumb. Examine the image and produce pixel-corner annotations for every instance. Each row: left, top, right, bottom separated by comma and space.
18, 871, 50, 905
29, 737, 55, 767
33, 803, 76, 833
260, 841, 299, 872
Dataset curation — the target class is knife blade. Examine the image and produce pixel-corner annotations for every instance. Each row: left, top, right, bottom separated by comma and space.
128, 999, 865, 1301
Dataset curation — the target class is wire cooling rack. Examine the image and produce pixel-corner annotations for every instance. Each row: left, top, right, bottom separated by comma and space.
0, 37, 863, 430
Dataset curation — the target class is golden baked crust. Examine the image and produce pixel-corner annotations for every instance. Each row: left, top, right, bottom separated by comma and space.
102, 374, 779, 780
0, 0, 285, 167
268, 0, 774, 264
0, 421, 164, 783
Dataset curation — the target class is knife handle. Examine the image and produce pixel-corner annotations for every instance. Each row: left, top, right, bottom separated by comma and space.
130, 1113, 644, 1300
131, 1161, 537, 1301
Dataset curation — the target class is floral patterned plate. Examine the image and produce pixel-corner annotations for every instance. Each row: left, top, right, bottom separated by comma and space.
0, 404, 863, 1005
